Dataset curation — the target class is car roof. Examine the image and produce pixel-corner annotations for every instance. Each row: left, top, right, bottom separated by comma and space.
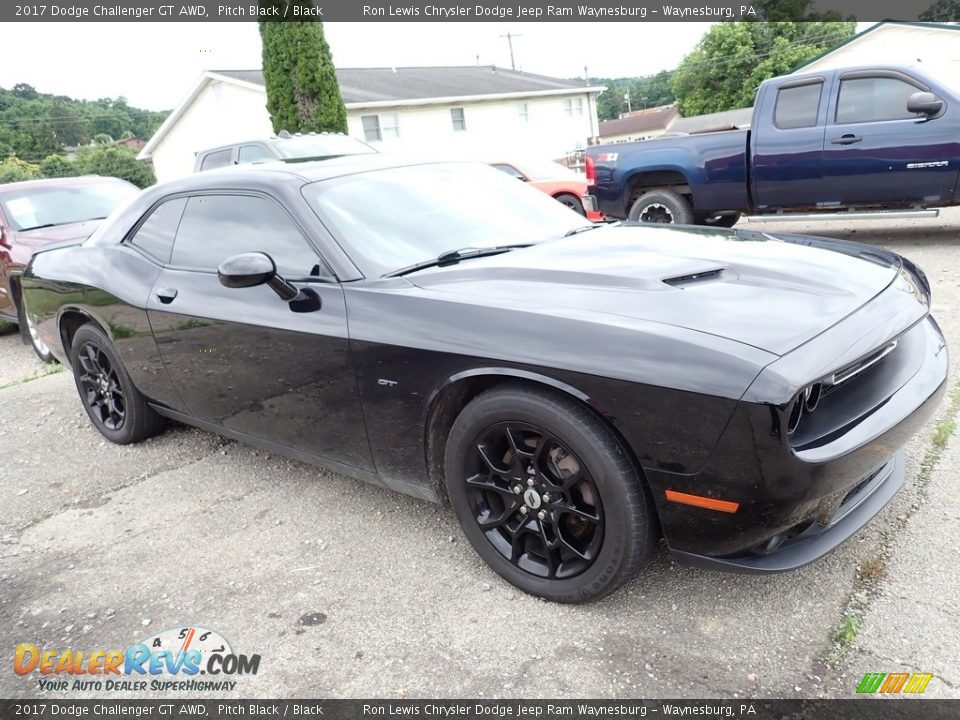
156, 154, 467, 196
0, 175, 132, 194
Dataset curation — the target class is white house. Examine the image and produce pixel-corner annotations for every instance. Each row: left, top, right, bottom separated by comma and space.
793, 21, 960, 78
139, 66, 605, 181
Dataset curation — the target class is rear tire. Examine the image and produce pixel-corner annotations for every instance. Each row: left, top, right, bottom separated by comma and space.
628, 188, 694, 225
444, 383, 657, 603
554, 193, 586, 216
69, 324, 164, 444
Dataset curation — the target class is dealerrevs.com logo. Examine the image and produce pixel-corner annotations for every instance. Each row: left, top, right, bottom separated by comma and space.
14, 626, 260, 692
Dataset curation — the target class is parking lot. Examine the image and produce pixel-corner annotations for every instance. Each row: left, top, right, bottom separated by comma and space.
2, 210, 959, 700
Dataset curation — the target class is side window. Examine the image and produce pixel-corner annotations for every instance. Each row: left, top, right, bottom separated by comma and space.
200, 148, 233, 171
128, 197, 187, 264
774, 82, 822, 129
491, 164, 526, 181
237, 144, 273, 164
836, 77, 920, 124
171, 195, 319, 278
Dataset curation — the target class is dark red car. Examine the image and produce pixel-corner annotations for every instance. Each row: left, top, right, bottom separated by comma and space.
0, 175, 139, 360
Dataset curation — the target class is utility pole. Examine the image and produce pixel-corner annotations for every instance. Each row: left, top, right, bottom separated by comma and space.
500, 32, 521, 70
624, 91, 632, 114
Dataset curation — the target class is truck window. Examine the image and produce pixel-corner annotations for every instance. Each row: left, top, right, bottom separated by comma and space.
836, 77, 919, 124
774, 82, 823, 129
200, 148, 233, 171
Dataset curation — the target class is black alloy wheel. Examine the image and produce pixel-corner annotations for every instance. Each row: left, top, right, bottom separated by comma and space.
76, 341, 126, 431
445, 384, 657, 603
69, 324, 164, 444
467, 421, 604, 580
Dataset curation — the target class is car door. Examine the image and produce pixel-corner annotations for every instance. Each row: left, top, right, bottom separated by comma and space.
145, 192, 373, 472
751, 77, 829, 211
822, 70, 955, 206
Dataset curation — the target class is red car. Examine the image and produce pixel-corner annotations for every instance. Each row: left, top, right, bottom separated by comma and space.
490, 159, 604, 222
0, 176, 139, 361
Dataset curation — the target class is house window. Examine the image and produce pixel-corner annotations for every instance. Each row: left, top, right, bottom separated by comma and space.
564, 98, 584, 117
361, 115, 381, 142
518, 103, 529, 122
450, 107, 466, 132
361, 114, 400, 142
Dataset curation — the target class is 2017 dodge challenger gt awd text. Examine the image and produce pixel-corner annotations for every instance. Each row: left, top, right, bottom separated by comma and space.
22, 157, 947, 602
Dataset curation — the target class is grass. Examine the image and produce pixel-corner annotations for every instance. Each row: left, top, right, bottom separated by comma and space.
858, 556, 888, 583
0, 362, 65, 390
832, 613, 861, 649
932, 419, 956, 450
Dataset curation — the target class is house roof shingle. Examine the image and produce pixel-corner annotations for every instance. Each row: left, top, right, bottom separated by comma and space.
213, 66, 595, 105
598, 105, 679, 138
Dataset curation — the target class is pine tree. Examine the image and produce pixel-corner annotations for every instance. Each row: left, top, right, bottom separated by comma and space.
258, 2, 348, 134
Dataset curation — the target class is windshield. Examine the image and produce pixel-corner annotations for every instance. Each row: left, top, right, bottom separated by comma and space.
0, 180, 139, 232
303, 162, 588, 277
274, 135, 376, 159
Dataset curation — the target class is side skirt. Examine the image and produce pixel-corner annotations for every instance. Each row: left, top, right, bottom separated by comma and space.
150, 404, 440, 504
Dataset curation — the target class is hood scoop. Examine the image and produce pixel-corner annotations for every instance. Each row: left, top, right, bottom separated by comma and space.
662, 268, 728, 288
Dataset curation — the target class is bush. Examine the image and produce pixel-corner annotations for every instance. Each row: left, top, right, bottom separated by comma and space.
0, 156, 41, 183
75, 145, 155, 188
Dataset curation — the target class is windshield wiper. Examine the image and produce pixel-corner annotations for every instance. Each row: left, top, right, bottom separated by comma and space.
18, 223, 59, 231
383, 244, 531, 278
564, 221, 618, 237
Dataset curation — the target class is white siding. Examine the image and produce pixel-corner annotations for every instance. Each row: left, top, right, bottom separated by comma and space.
149, 81, 273, 181
797, 25, 960, 82
147, 80, 600, 182
347, 93, 597, 160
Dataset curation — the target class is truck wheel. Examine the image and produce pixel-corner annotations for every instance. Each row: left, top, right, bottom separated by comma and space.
629, 189, 693, 225
696, 212, 742, 228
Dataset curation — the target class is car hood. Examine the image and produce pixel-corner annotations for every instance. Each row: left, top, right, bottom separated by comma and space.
14, 220, 102, 247
408, 224, 902, 356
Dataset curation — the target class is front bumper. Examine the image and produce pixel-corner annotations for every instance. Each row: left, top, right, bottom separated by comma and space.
648, 313, 947, 571
671, 451, 903, 573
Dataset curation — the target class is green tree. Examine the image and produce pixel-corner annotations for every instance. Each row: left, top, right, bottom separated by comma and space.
920, 1, 960, 21
0, 156, 41, 183
75, 145, 155, 188
39, 154, 75, 178
671, 21, 855, 115
93, 133, 113, 144
258, 2, 348, 133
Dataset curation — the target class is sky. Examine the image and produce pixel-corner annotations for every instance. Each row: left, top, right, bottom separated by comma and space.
0, 22, 716, 110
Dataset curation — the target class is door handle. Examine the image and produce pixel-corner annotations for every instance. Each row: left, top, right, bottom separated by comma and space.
156, 288, 178, 304
831, 134, 862, 145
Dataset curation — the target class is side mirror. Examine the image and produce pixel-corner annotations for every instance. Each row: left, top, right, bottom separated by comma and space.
217, 252, 300, 301
0, 225, 7, 248
907, 91, 944, 117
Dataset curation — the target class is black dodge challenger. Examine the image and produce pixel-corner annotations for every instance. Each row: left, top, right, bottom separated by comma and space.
22, 157, 947, 602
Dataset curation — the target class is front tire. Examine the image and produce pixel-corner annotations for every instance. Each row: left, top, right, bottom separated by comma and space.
17, 298, 55, 363
444, 384, 657, 603
69, 324, 164, 444
628, 188, 693, 225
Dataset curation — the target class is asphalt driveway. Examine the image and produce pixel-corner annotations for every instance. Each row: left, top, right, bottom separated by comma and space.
2, 210, 959, 699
